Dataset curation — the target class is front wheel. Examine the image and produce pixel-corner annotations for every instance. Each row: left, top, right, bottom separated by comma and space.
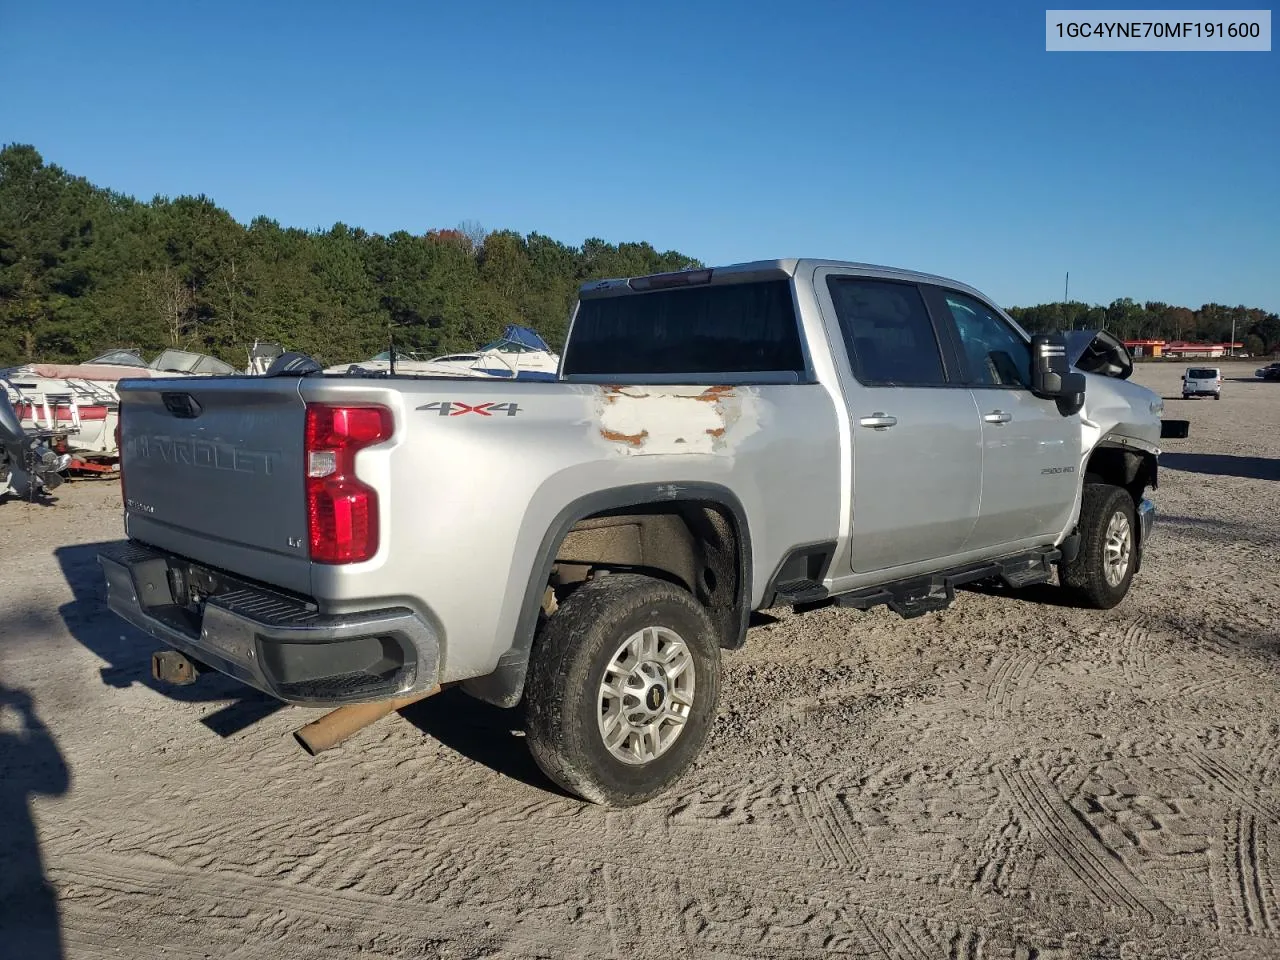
1059, 483, 1139, 609
524, 573, 721, 806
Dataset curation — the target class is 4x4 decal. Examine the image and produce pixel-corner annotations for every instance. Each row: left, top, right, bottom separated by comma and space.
416, 401, 521, 417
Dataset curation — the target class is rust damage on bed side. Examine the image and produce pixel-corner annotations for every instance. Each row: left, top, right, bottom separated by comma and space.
594, 384, 759, 455
599, 427, 649, 447
695, 384, 734, 402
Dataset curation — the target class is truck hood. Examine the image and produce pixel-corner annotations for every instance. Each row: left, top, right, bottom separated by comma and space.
1065, 329, 1133, 380
1070, 329, 1164, 453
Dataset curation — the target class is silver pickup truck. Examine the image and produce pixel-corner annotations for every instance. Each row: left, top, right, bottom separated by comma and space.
98, 259, 1187, 806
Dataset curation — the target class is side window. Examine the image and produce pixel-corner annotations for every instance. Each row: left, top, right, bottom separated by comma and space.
825, 277, 947, 386
941, 291, 1032, 388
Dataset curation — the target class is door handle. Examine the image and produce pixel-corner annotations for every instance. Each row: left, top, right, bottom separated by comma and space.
858, 413, 897, 429
983, 410, 1012, 424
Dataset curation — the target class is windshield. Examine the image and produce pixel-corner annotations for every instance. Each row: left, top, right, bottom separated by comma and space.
149, 349, 236, 375
1187, 368, 1218, 379
88, 349, 148, 367
480, 341, 538, 353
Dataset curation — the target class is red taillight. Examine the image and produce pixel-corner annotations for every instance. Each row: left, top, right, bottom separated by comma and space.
305, 403, 393, 564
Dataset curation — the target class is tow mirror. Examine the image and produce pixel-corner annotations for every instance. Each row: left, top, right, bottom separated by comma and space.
1030, 334, 1086, 414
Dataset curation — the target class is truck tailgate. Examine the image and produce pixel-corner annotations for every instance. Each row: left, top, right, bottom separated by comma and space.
118, 377, 312, 595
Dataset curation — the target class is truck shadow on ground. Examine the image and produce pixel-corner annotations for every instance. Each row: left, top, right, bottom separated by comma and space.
0, 682, 69, 960
53, 542, 284, 738
1161, 452, 1280, 481
958, 580, 1084, 608
399, 689, 572, 798
1156, 513, 1280, 547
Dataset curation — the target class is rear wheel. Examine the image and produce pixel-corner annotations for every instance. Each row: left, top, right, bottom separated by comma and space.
1060, 483, 1138, 609
524, 573, 721, 806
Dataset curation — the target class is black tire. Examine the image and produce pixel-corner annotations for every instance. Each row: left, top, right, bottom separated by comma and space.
524, 573, 721, 806
1059, 483, 1138, 609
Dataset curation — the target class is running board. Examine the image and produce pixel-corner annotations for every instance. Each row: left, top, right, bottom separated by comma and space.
793, 547, 1061, 620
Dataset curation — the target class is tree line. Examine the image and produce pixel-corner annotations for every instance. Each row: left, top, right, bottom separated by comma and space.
0, 144, 699, 369
2, 143, 1277, 369
1007, 300, 1278, 358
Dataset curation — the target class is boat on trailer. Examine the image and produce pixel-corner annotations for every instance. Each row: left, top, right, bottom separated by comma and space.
324, 325, 560, 381
1, 347, 254, 474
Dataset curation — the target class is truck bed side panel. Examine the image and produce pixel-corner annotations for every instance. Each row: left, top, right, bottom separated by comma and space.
300, 377, 841, 682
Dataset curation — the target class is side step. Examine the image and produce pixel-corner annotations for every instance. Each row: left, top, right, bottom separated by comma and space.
771, 578, 829, 605
805, 546, 1060, 621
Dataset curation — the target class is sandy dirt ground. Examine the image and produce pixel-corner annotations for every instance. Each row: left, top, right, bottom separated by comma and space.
1, 362, 1277, 960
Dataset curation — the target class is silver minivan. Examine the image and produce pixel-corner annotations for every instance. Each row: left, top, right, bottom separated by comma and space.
1182, 366, 1222, 399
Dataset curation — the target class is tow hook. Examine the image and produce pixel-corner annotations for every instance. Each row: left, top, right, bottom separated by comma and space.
152, 649, 199, 686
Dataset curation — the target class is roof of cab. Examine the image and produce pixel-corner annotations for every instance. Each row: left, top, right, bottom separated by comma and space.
579, 258, 992, 304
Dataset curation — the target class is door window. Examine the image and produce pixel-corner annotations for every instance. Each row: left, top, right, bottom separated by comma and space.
940, 291, 1032, 388
826, 277, 947, 386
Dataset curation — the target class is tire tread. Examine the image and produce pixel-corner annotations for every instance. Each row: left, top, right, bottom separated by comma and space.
1060, 483, 1137, 609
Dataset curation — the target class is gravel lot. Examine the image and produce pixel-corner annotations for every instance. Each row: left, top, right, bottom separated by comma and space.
1, 362, 1277, 960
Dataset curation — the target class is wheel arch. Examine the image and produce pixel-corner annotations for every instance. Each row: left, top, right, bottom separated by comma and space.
462, 482, 752, 708
1083, 436, 1158, 502
1079, 435, 1158, 574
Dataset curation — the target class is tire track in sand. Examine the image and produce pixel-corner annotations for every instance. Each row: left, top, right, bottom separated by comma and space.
984, 651, 1044, 721
603, 807, 687, 958
948, 927, 985, 960
861, 915, 937, 960
51, 851, 595, 958
1120, 617, 1153, 687
1000, 766, 1170, 921
1247, 739, 1280, 793
1184, 748, 1280, 824
1212, 809, 1276, 938
794, 786, 870, 871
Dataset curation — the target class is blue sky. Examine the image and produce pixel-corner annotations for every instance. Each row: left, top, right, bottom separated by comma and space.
1, 0, 1276, 310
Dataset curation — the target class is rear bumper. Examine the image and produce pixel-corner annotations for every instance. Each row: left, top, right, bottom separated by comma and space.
97, 541, 440, 706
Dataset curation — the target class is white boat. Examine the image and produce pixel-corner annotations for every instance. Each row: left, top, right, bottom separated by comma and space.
325, 325, 561, 381
1, 348, 238, 470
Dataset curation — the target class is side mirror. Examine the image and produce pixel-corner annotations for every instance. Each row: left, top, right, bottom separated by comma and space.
1030, 334, 1086, 414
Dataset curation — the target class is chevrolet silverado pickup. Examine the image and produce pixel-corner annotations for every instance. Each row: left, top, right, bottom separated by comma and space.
98, 259, 1187, 806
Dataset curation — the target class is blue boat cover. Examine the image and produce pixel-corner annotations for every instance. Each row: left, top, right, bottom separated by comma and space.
501, 325, 552, 353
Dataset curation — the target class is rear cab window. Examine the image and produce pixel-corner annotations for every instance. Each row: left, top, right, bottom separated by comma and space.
562, 277, 806, 379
